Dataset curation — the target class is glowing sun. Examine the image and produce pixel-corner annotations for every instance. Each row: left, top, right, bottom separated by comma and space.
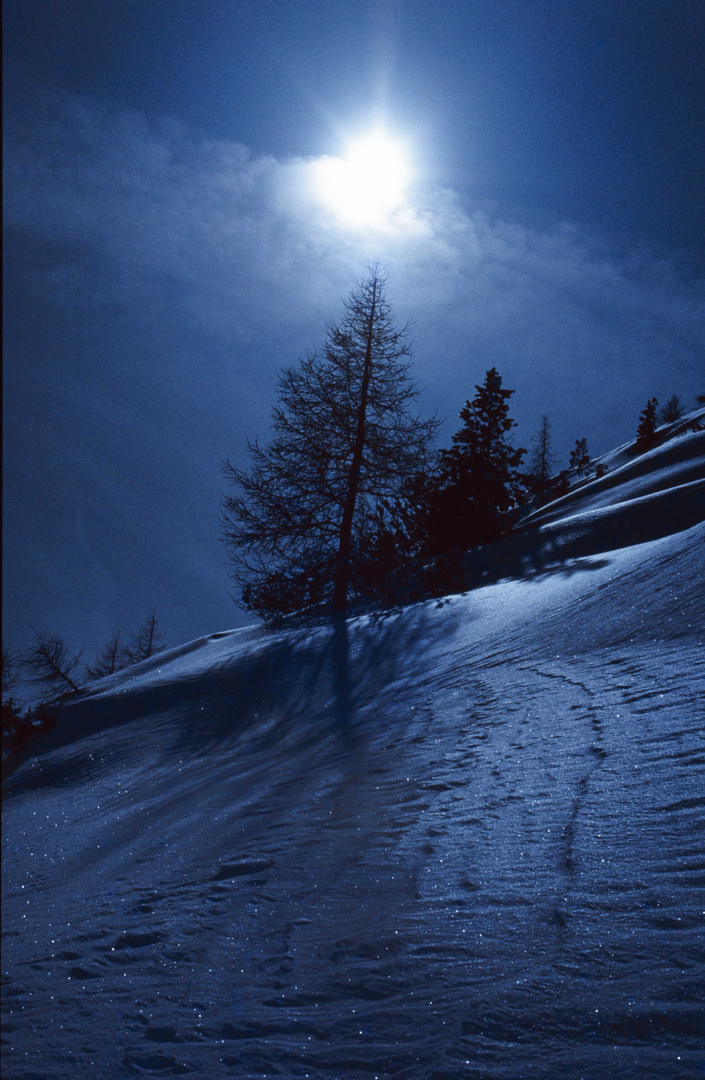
313, 131, 411, 228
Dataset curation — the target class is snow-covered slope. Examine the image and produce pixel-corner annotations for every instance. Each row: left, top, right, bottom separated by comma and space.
451, 420, 705, 595
519, 418, 705, 532
2, 434, 705, 1080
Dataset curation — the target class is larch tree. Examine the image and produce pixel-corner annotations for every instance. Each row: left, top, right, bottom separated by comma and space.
22, 627, 83, 698
85, 631, 123, 681
529, 415, 557, 505
85, 613, 163, 682
659, 395, 684, 423
221, 266, 439, 621
121, 610, 163, 666
1, 641, 20, 701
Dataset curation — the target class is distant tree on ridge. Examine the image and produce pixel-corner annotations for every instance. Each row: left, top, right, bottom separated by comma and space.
636, 397, 659, 452
86, 613, 163, 680
120, 611, 163, 666
569, 437, 591, 472
528, 415, 557, 505
659, 395, 684, 424
85, 631, 124, 680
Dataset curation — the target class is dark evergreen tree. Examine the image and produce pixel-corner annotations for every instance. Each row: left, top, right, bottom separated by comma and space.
221, 266, 439, 621
569, 437, 590, 472
407, 368, 526, 560
636, 397, 659, 452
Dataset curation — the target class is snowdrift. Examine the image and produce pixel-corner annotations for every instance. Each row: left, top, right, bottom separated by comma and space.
2, 424, 705, 1080
520, 419, 705, 531
438, 417, 704, 594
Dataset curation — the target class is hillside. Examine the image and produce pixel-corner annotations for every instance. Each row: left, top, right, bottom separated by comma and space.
2, 422, 705, 1080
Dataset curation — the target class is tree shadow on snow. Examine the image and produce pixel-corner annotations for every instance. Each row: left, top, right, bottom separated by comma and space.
457, 485, 704, 594
3, 600, 455, 796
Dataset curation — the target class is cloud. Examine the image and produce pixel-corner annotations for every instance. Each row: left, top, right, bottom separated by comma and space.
5, 92, 703, 446
3, 89, 704, 664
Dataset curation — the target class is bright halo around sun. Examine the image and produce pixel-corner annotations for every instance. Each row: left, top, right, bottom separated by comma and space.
312, 131, 411, 229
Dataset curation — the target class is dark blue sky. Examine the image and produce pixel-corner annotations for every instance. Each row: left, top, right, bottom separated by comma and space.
3, 0, 704, 676
7, 0, 705, 252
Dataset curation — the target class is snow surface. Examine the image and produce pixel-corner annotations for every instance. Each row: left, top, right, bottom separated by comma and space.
521, 421, 705, 530
2, 435, 705, 1080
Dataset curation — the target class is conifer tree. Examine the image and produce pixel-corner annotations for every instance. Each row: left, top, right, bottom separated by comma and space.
569, 437, 591, 472
408, 368, 526, 559
659, 395, 684, 424
636, 397, 659, 452
221, 266, 439, 620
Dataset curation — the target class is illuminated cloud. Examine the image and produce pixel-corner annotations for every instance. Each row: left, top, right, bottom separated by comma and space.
6, 94, 703, 434
4, 91, 703, 652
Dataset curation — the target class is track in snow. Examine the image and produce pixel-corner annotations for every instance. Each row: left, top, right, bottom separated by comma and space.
3, 524, 705, 1079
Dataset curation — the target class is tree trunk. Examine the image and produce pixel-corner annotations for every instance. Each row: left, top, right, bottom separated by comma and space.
332, 283, 377, 612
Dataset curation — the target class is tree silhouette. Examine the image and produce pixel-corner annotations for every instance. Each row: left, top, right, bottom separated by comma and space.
85, 631, 123, 680
529, 415, 557, 505
405, 368, 526, 561
636, 397, 659, 452
1, 641, 20, 700
121, 611, 162, 666
569, 437, 591, 472
659, 395, 684, 424
221, 266, 438, 620
22, 627, 82, 697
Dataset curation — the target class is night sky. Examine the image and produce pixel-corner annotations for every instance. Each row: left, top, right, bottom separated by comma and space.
3, 0, 704, 677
